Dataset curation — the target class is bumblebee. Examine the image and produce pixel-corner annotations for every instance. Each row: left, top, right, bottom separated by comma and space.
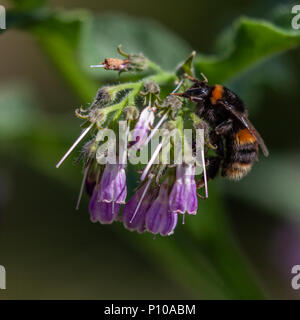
174, 75, 269, 189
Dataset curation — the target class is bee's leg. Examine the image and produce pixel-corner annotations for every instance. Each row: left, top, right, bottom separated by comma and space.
215, 119, 233, 135
207, 130, 224, 153
215, 135, 225, 157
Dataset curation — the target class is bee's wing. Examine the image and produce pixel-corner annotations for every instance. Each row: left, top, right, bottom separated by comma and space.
223, 102, 269, 157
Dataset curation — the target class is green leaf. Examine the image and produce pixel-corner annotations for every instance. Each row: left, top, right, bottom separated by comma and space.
0, 84, 38, 140
78, 13, 191, 79
30, 9, 99, 102
176, 50, 196, 77
227, 55, 297, 113
195, 17, 300, 83
11, 0, 47, 11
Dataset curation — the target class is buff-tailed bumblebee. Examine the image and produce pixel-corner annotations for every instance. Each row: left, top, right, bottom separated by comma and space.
173, 74, 269, 192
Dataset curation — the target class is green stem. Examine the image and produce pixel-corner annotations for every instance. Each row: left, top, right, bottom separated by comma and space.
146, 59, 164, 73
146, 71, 176, 85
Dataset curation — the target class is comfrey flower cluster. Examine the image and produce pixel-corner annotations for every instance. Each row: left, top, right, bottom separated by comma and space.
56, 48, 208, 237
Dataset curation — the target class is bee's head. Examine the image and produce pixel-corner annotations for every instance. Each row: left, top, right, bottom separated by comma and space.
172, 81, 209, 102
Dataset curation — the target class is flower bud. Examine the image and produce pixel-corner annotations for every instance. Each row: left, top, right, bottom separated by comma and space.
160, 95, 182, 119
92, 87, 112, 107
142, 81, 160, 96
124, 106, 139, 121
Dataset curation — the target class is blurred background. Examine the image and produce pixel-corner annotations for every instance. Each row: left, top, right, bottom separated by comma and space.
0, 0, 300, 299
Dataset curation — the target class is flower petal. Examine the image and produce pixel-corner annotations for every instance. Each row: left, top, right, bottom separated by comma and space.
122, 184, 155, 233
145, 182, 169, 234
99, 164, 127, 203
160, 212, 178, 236
89, 187, 120, 224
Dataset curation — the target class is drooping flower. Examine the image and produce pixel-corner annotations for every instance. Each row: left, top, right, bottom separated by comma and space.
159, 211, 178, 236
122, 178, 155, 233
130, 106, 155, 149
145, 181, 178, 236
168, 164, 197, 215
98, 164, 127, 204
89, 187, 120, 224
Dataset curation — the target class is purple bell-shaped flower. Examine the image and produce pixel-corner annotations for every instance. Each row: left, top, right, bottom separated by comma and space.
98, 164, 127, 204
168, 164, 198, 215
122, 178, 156, 233
89, 187, 120, 224
145, 181, 178, 236
130, 106, 155, 149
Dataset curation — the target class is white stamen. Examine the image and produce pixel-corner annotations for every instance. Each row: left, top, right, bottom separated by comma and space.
112, 202, 115, 215
140, 142, 163, 181
76, 166, 90, 210
130, 177, 152, 223
90, 64, 105, 68
143, 112, 168, 147
182, 214, 185, 225
56, 123, 93, 168
172, 79, 184, 94
201, 149, 208, 198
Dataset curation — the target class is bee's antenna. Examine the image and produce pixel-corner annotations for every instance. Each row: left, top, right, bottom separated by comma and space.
184, 73, 198, 82
200, 73, 208, 83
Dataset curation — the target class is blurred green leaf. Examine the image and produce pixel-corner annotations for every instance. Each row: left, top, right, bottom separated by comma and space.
269, 4, 295, 29
11, 0, 46, 11
227, 55, 297, 112
224, 154, 300, 220
0, 85, 38, 140
30, 9, 99, 102
195, 17, 300, 83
